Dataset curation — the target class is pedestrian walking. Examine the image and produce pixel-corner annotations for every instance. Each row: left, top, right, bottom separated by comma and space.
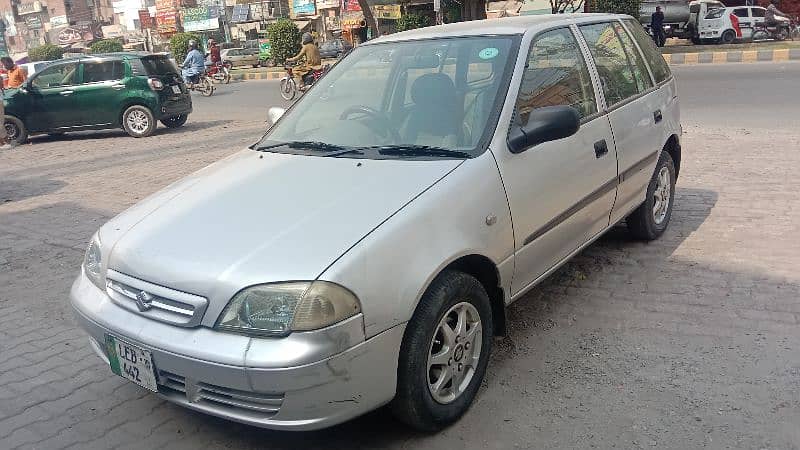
651, 6, 666, 47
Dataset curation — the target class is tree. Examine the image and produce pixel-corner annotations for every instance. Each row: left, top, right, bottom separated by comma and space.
90, 39, 124, 54
169, 32, 203, 64
266, 19, 301, 64
357, 0, 381, 38
550, 0, 585, 14
29, 44, 64, 62
591, 0, 640, 18
396, 13, 431, 32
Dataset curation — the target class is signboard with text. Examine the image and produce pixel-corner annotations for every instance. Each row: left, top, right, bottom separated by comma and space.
16, 2, 42, 15
49, 15, 68, 27
291, 0, 315, 16
373, 4, 400, 19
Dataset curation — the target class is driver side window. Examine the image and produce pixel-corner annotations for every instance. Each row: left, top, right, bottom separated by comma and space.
31, 63, 79, 89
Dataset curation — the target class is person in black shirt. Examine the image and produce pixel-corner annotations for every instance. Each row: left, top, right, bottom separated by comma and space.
651, 6, 666, 47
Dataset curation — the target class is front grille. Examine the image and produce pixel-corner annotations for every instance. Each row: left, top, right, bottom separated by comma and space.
158, 371, 283, 417
105, 269, 208, 327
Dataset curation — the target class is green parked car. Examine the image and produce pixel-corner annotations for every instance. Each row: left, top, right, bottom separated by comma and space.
3, 52, 192, 144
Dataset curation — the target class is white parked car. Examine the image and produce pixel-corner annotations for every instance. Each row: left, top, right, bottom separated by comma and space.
697, 5, 771, 43
72, 14, 682, 431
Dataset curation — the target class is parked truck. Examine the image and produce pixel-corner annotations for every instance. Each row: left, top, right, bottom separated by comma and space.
639, 0, 726, 43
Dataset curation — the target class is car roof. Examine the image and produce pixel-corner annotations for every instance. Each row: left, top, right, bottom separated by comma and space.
369, 13, 629, 44
55, 52, 167, 64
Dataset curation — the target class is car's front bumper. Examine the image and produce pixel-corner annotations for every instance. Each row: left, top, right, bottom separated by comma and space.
70, 272, 404, 431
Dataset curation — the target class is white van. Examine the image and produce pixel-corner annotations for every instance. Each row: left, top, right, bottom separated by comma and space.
697, 5, 768, 43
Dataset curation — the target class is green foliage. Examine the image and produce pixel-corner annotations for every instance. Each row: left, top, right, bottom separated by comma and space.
29, 44, 64, 62
266, 19, 301, 64
591, 0, 641, 18
90, 39, 124, 54
169, 32, 203, 63
396, 13, 431, 32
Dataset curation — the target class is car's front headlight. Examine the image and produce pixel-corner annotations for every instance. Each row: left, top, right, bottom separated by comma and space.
215, 281, 362, 336
83, 234, 106, 291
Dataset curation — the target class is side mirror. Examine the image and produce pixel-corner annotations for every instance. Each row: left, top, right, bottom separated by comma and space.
267, 106, 285, 125
507, 105, 581, 154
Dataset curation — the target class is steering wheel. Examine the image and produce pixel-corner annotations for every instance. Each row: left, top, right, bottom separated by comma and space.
339, 105, 401, 142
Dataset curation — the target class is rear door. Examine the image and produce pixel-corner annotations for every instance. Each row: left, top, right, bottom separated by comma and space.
496, 26, 618, 295
26, 62, 81, 131
578, 20, 662, 224
74, 59, 127, 126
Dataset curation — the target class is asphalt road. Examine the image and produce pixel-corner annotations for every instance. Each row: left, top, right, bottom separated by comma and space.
2, 62, 800, 449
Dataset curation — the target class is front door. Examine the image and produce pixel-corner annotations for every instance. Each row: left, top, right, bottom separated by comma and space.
74, 60, 128, 127
25, 62, 81, 132
494, 26, 618, 296
733, 7, 752, 38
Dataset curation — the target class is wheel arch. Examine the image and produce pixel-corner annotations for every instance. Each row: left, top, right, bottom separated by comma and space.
118, 99, 157, 125
432, 254, 507, 337
664, 134, 681, 178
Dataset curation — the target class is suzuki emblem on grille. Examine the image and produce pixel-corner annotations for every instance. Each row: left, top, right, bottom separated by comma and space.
135, 291, 154, 312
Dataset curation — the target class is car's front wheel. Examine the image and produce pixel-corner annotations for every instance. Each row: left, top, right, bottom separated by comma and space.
627, 151, 676, 240
391, 270, 493, 431
4, 116, 28, 145
161, 114, 188, 128
122, 105, 156, 138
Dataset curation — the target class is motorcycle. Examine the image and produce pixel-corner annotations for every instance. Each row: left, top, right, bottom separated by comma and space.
206, 61, 231, 84
184, 72, 215, 97
752, 19, 795, 41
279, 63, 328, 101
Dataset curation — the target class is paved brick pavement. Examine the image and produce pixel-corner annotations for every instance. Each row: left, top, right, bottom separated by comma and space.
1, 88, 799, 449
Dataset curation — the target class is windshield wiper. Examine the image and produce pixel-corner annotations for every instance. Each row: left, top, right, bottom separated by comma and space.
286, 141, 364, 157
370, 145, 472, 159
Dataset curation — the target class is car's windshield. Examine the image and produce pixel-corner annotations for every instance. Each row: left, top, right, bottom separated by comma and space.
259, 35, 517, 158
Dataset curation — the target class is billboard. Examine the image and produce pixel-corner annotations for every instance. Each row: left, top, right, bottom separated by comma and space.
292, 0, 315, 16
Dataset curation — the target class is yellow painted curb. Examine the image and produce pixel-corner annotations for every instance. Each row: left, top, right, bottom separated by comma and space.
741, 50, 758, 62
712, 52, 727, 64
683, 53, 699, 64
773, 48, 789, 61
663, 54, 672, 64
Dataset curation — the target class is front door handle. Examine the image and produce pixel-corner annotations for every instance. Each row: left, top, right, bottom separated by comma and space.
110, 84, 125, 90
653, 109, 663, 123
60, 90, 74, 96
594, 139, 609, 158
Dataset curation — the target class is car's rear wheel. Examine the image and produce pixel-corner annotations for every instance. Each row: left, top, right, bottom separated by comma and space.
161, 114, 188, 128
721, 29, 736, 44
122, 105, 156, 138
391, 270, 493, 431
4, 115, 28, 145
627, 151, 676, 241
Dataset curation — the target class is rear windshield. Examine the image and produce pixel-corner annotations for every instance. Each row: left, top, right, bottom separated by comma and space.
134, 56, 179, 76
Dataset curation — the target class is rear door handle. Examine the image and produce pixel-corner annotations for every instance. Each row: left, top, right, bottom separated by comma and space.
60, 90, 74, 96
110, 83, 125, 90
594, 139, 609, 158
653, 110, 663, 123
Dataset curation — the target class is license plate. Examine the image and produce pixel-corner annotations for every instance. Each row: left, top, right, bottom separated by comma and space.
104, 334, 158, 392
171, 85, 181, 94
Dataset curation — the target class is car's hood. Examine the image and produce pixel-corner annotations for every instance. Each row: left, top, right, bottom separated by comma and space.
101, 149, 461, 299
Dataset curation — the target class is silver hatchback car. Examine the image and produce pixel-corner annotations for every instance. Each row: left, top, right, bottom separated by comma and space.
72, 14, 681, 431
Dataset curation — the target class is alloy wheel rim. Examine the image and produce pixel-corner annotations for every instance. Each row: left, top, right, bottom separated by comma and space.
426, 302, 483, 404
127, 110, 149, 134
5, 123, 18, 140
652, 166, 671, 225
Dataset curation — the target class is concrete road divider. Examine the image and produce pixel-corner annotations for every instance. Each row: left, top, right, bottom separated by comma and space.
664, 48, 800, 64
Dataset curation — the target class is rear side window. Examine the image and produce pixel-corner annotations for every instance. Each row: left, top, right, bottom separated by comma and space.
733, 8, 749, 17
579, 22, 645, 106
82, 61, 124, 83
514, 27, 598, 122
623, 19, 672, 84
136, 56, 179, 76
751, 7, 765, 17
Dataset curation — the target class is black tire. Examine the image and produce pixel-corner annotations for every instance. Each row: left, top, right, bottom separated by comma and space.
627, 151, 676, 241
691, 37, 701, 45
4, 115, 28, 145
161, 114, 188, 128
721, 29, 736, 44
391, 270, 493, 431
121, 105, 156, 138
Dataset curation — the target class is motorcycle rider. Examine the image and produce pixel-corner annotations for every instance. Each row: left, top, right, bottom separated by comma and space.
766, 0, 790, 33
286, 32, 321, 90
181, 40, 205, 86
208, 39, 221, 66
